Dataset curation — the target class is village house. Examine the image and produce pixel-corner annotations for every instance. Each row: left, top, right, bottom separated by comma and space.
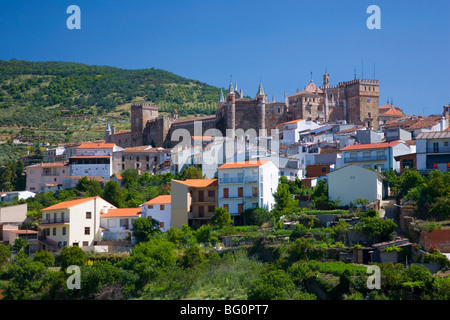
327, 164, 384, 206
141, 194, 171, 232
112, 145, 170, 175
415, 130, 450, 173
339, 140, 412, 172
171, 179, 218, 228
25, 161, 69, 193
38, 196, 116, 252
99, 207, 141, 242
217, 160, 279, 224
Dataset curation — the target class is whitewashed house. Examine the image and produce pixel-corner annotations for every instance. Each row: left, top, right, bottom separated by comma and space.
327, 164, 384, 206
99, 207, 141, 242
339, 140, 412, 172
416, 131, 450, 173
39, 196, 116, 251
141, 195, 171, 232
217, 160, 279, 224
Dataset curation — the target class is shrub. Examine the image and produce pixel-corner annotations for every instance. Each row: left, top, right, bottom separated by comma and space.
33, 250, 55, 267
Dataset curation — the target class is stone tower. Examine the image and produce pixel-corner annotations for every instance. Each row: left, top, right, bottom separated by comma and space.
256, 82, 267, 135
226, 82, 236, 137
339, 79, 380, 130
130, 103, 159, 146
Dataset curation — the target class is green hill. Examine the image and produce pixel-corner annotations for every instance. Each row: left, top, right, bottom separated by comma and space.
0, 59, 222, 130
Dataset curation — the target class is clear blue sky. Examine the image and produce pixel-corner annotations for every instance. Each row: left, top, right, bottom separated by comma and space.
0, 0, 449, 116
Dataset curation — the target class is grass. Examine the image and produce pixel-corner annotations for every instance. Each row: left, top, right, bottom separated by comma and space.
141, 249, 263, 300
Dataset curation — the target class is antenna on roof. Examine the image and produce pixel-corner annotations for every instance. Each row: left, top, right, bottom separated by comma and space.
373, 61, 376, 79
362, 60, 364, 79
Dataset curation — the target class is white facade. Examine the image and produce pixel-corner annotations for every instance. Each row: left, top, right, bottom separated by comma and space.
40, 197, 116, 250
279, 119, 321, 146
340, 140, 412, 172
327, 164, 383, 206
416, 131, 450, 172
218, 160, 279, 217
69, 156, 112, 180
99, 208, 141, 242
141, 195, 171, 232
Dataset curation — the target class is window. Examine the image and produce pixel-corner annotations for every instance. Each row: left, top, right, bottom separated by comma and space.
148, 204, 153, 209
402, 159, 414, 169
122, 164, 125, 170
321, 166, 327, 172
45, 228, 50, 236
160, 205, 165, 210
223, 204, 229, 212
146, 156, 150, 161
160, 222, 165, 228
136, 156, 140, 161
84, 227, 90, 235
208, 190, 215, 197
238, 204, 243, 214
238, 187, 243, 197
82, 241, 89, 247
62, 227, 66, 235
199, 206, 204, 217
223, 188, 229, 198
86, 212, 92, 219
208, 206, 215, 213
122, 156, 125, 162
53, 228, 56, 236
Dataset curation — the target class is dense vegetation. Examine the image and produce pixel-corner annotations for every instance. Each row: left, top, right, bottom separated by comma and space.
0, 59, 222, 127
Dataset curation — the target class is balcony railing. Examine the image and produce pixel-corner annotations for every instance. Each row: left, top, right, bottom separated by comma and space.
344, 155, 387, 163
426, 146, 450, 153
41, 217, 70, 224
219, 176, 259, 184
219, 177, 243, 184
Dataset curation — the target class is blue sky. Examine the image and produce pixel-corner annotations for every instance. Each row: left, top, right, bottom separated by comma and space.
0, 0, 449, 116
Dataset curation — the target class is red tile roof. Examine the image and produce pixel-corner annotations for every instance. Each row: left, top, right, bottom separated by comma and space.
41, 196, 98, 211
145, 195, 171, 205
341, 140, 403, 151
78, 142, 116, 150
101, 207, 141, 218
173, 179, 218, 187
26, 161, 68, 168
218, 160, 270, 169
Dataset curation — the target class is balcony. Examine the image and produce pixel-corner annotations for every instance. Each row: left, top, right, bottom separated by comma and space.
344, 155, 387, 163
426, 146, 450, 154
219, 176, 259, 184
41, 217, 70, 225
219, 177, 243, 184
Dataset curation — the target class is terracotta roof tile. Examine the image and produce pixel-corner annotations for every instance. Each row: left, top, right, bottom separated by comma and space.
41, 197, 99, 211
218, 160, 270, 169
78, 142, 116, 150
341, 140, 403, 151
173, 179, 218, 187
101, 208, 141, 218
145, 195, 171, 205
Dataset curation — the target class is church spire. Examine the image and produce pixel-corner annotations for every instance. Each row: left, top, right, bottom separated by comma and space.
228, 81, 234, 94
257, 82, 264, 96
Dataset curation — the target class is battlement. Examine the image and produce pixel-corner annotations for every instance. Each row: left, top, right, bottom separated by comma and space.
338, 79, 379, 86
131, 102, 158, 110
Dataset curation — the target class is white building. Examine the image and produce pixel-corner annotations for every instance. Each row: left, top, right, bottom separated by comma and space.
141, 194, 171, 232
416, 131, 450, 173
217, 160, 279, 223
39, 196, 116, 251
339, 140, 412, 172
0, 191, 36, 203
99, 207, 141, 242
327, 164, 384, 206
69, 156, 113, 180
278, 119, 321, 146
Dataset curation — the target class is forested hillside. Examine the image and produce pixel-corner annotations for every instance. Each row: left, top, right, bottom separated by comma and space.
0, 59, 222, 129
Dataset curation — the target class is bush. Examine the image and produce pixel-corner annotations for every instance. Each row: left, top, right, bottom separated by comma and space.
58, 246, 87, 270
33, 250, 55, 267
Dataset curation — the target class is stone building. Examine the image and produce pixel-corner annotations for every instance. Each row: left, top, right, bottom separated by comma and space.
106, 73, 381, 148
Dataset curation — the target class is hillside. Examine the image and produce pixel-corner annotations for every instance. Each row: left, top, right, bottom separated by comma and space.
0, 59, 221, 133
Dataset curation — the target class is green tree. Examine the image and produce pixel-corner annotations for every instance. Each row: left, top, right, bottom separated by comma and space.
244, 207, 274, 227
195, 224, 212, 245
179, 166, 205, 180
102, 180, 125, 208
354, 217, 397, 243
311, 179, 330, 209
59, 246, 87, 270
131, 217, 162, 243
0, 243, 11, 268
32, 250, 55, 267
429, 196, 450, 220
211, 207, 232, 228
273, 183, 298, 217
289, 238, 314, 261
181, 245, 205, 268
